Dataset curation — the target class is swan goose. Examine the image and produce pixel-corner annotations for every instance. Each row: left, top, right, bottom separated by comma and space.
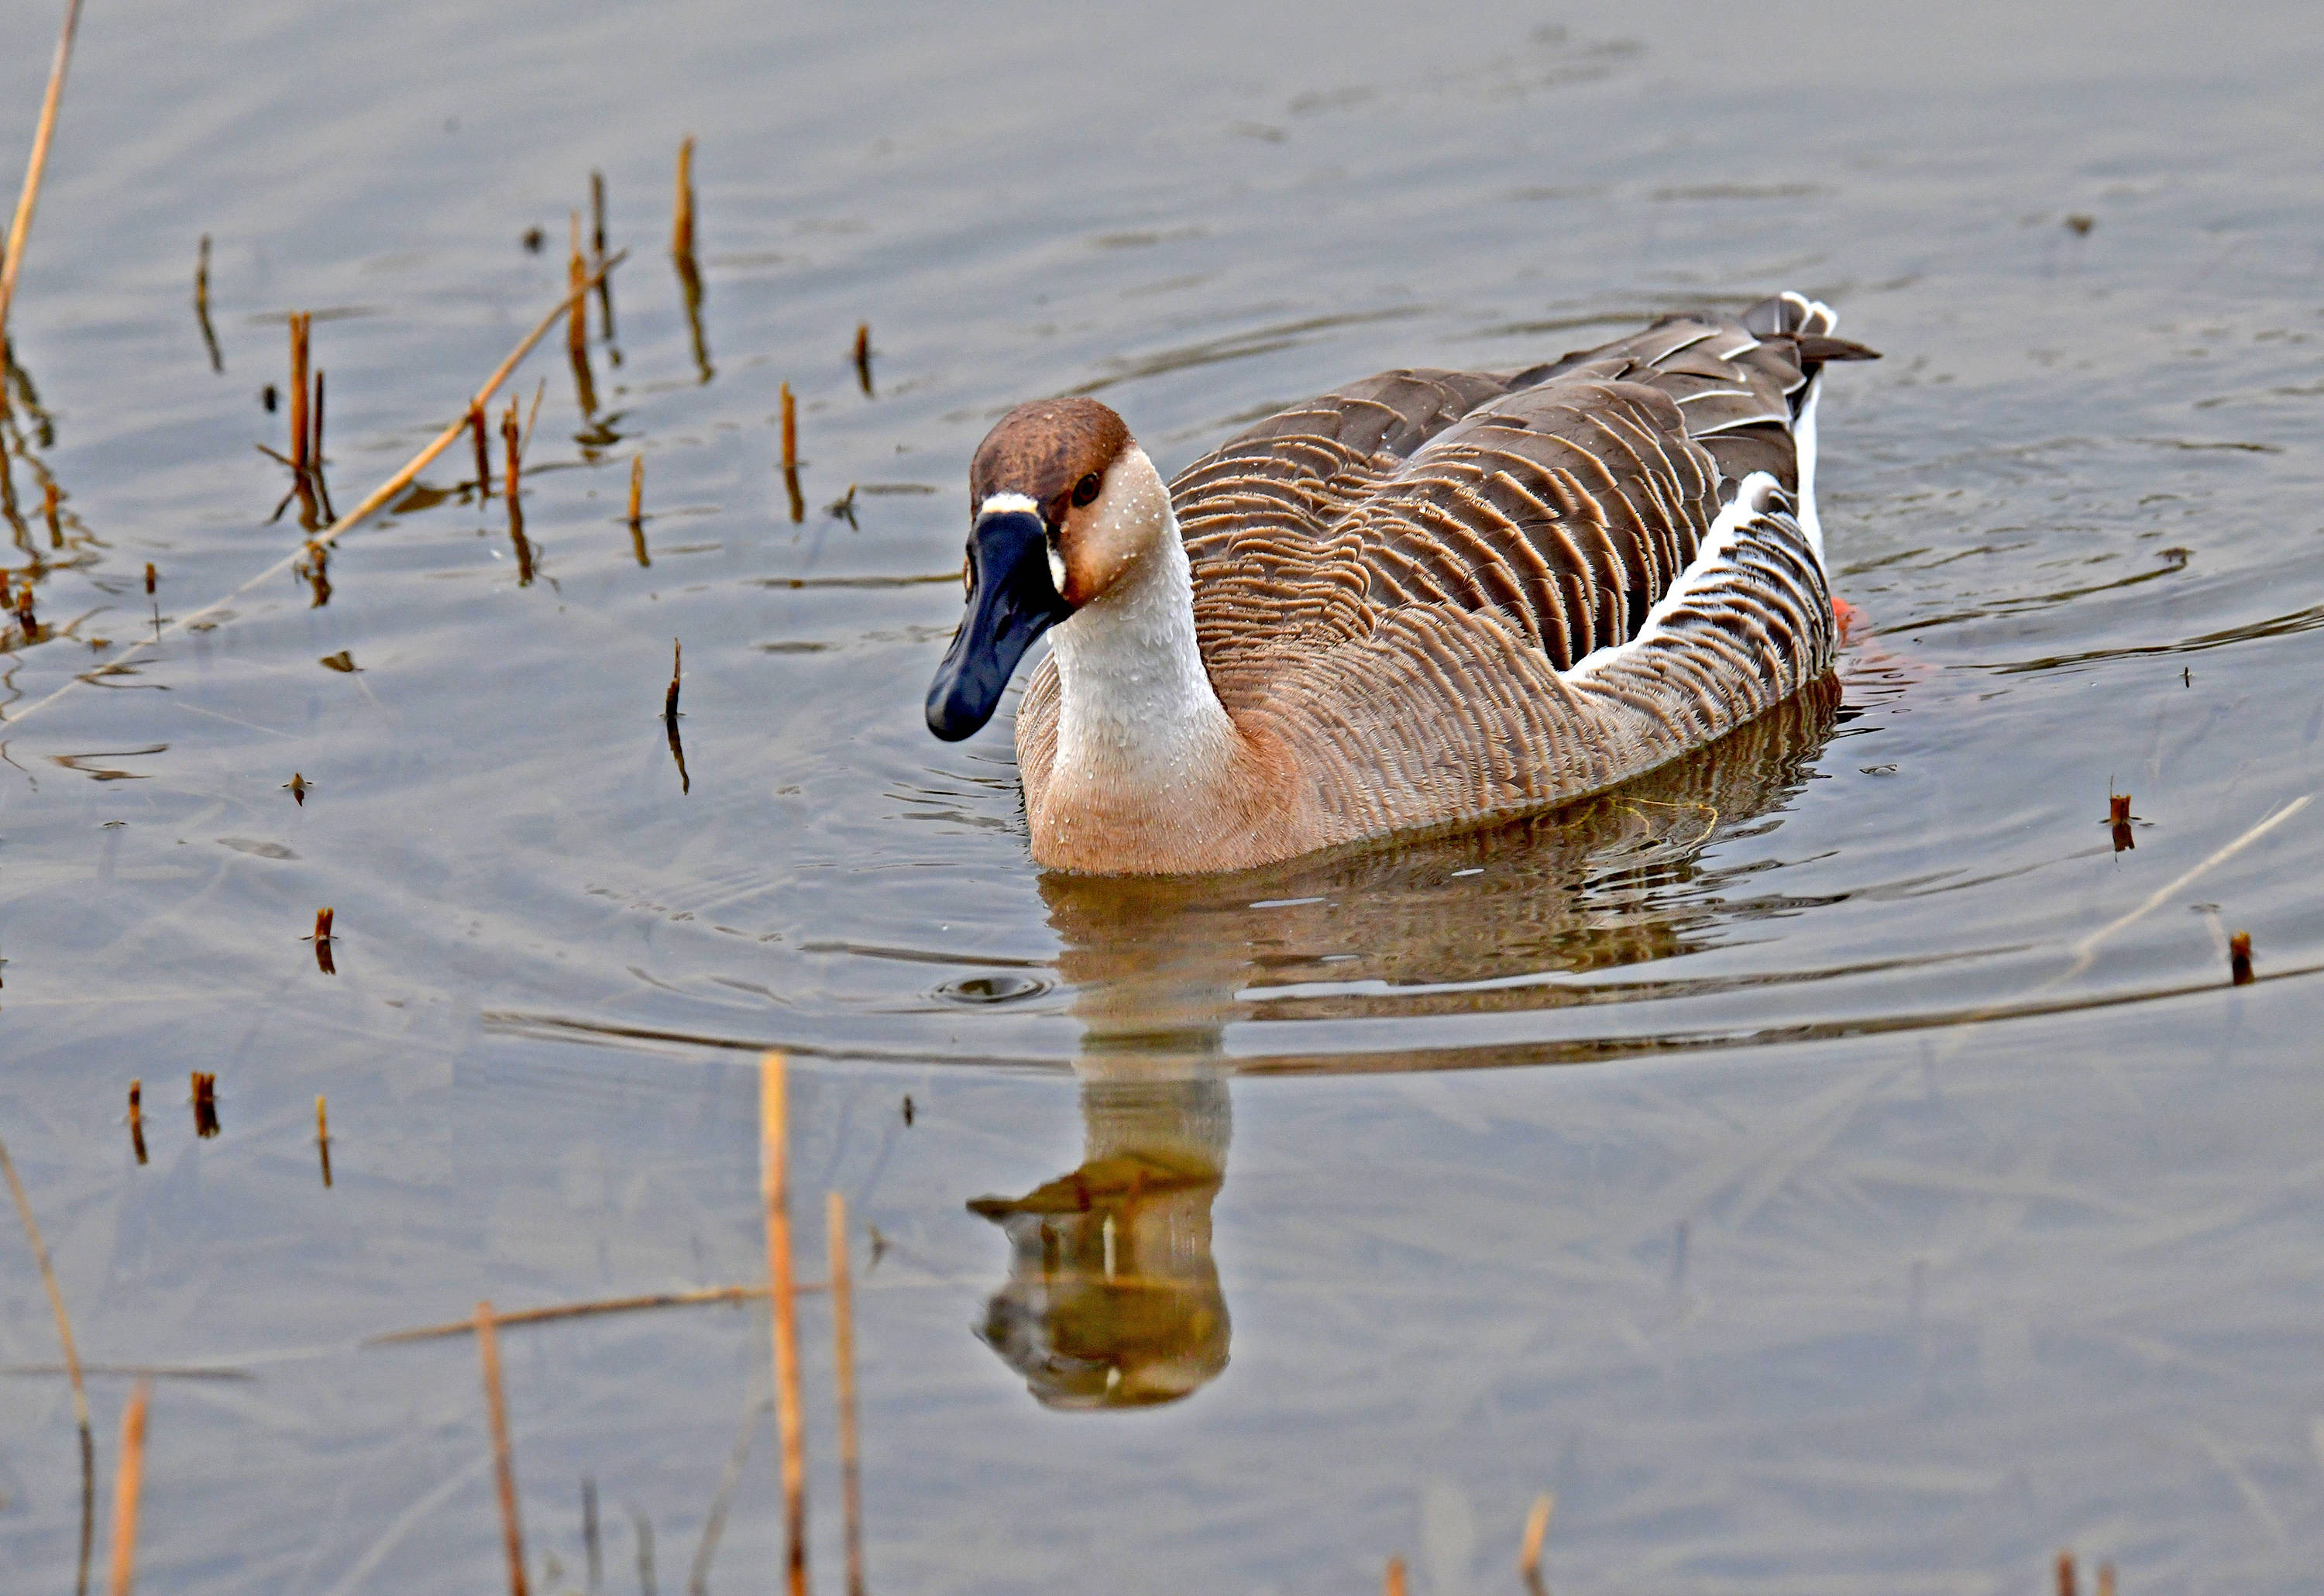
926, 291, 1876, 875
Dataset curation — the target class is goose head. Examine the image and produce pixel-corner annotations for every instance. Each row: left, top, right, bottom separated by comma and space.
925, 396, 1171, 740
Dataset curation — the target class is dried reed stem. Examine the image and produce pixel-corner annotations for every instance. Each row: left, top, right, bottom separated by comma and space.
0, 0, 87, 339
315, 1096, 332, 1189
780, 384, 797, 470
287, 314, 311, 480
627, 456, 649, 566
1519, 1492, 1553, 1587
760, 1053, 810, 1596
366, 1281, 827, 1347
566, 212, 596, 413
2230, 930, 2254, 985
567, 213, 588, 362
828, 1192, 865, 1596
103, 1381, 150, 1596
851, 323, 871, 396
478, 1302, 531, 1596
127, 1082, 146, 1167
1384, 1555, 1406, 1596
3, 253, 625, 734
44, 478, 60, 547
502, 397, 524, 528
469, 402, 492, 498
0, 1134, 94, 1596
590, 170, 615, 345
672, 137, 696, 260
2057, 1551, 2076, 1596
193, 236, 220, 373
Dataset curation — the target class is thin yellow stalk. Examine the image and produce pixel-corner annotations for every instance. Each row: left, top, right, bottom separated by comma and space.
761, 1053, 810, 1596
103, 1381, 150, 1596
0, 0, 87, 338
0, 1135, 93, 1595
478, 1302, 529, 1596
1519, 1492, 1553, 1592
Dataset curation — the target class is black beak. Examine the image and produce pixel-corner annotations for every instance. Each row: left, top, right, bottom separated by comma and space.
925, 509, 1072, 741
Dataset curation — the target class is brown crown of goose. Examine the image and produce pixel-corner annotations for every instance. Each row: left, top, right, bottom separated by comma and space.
969, 397, 1131, 532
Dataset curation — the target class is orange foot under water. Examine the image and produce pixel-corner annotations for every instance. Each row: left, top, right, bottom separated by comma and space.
1832, 594, 1862, 645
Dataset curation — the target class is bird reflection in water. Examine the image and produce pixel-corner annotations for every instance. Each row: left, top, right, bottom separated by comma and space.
967, 678, 1841, 1409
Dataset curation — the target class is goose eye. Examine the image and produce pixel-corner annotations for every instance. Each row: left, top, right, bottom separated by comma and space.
1071, 472, 1102, 508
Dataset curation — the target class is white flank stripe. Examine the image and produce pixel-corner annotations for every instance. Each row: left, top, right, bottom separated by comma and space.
1565, 470, 1783, 683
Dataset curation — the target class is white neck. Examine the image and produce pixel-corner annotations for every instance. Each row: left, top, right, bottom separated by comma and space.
1047, 509, 1237, 792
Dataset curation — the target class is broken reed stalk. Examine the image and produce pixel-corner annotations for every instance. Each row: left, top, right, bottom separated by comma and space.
102, 1380, 150, 1596
590, 170, 615, 345
315, 1096, 332, 1189
2230, 930, 2254, 985
469, 403, 492, 499
310, 368, 334, 521
760, 1052, 810, 1596
779, 384, 803, 521
566, 212, 596, 414
627, 456, 649, 567
1518, 1492, 1553, 1591
478, 1302, 531, 1596
127, 1081, 146, 1166
851, 323, 871, 396
502, 400, 524, 525
1384, 1555, 1407, 1596
828, 1192, 865, 1596
43, 478, 60, 547
2058, 1551, 2076, 1596
566, 213, 588, 361
665, 638, 682, 725
287, 315, 310, 479
3, 252, 627, 732
670, 139, 711, 383
366, 1281, 828, 1347
0, 1134, 95, 1596
194, 235, 220, 373
671, 137, 696, 260
0, 0, 87, 339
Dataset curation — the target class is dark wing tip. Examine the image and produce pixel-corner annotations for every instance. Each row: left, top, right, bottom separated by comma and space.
1788, 335, 1880, 363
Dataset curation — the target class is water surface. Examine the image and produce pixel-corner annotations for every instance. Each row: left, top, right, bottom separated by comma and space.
3, 2, 2322, 1591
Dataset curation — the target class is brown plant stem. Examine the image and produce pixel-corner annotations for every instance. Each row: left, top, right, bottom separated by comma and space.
829, 1191, 865, 1596
469, 402, 492, 499
1519, 1492, 1553, 1595
479, 1302, 530, 1596
365, 1281, 829, 1347
193, 235, 221, 373
0, 1134, 94, 1596
761, 1052, 810, 1596
103, 1381, 150, 1596
0, 0, 87, 339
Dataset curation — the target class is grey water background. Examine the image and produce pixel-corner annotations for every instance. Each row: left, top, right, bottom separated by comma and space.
2, 0, 2322, 1589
